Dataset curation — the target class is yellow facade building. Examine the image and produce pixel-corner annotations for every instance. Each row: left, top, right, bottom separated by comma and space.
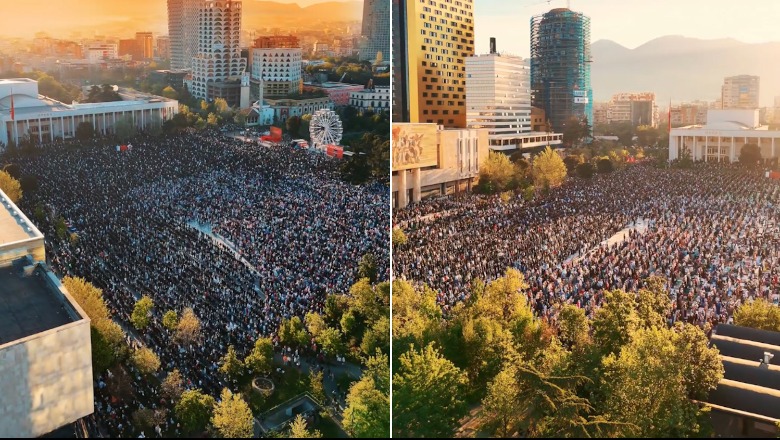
393, 0, 474, 128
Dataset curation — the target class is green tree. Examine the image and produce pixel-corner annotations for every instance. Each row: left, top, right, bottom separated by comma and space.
563, 154, 583, 176
214, 97, 229, 113
161, 86, 178, 100
211, 388, 254, 438
131, 295, 154, 330
480, 367, 521, 438
391, 280, 442, 355
161, 368, 185, 401
479, 151, 519, 193
176, 307, 201, 344
316, 326, 346, 357
392, 227, 407, 247
162, 310, 179, 331
219, 345, 244, 382
0, 170, 22, 203
635, 276, 671, 328
287, 414, 322, 438
244, 336, 274, 376
733, 298, 780, 332
75, 121, 95, 140
360, 315, 390, 356
393, 344, 468, 438
592, 289, 640, 356
309, 370, 327, 404
305, 312, 327, 340
286, 115, 301, 136
596, 157, 614, 173
176, 389, 215, 435
575, 162, 594, 178
532, 146, 568, 189
739, 143, 762, 165
557, 304, 590, 349
358, 252, 378, 282
132, 347, 161, 376
635, 125, 659, 147
343, 352, 390, 438
279, 316, 309, 347
601, 326, 717, 438
674, 323, 724, 400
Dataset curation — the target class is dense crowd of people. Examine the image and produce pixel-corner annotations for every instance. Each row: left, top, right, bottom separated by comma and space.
12, 130, 388, 436
395, 163, 780, 330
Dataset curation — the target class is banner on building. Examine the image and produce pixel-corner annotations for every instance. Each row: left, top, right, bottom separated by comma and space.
573, 90, 588, 97
574, 97, 589, 104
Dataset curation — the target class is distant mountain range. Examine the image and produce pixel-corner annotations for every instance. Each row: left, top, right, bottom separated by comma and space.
0, 1, 362, 39
591, 35, 780, 106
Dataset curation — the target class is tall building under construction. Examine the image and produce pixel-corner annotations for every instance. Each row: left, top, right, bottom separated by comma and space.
530, 8, 592, 133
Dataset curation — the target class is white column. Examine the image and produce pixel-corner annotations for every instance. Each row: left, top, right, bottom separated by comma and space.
730, 137, 735, 163
38, 118, 42, 144
772, 137, 776, 159
49, 116, 53, 142
693, 136, 698, 161
412, 168, 421, 203
398, 170, 408, 209
704, 135, 709, 162
718, 136, 722, 163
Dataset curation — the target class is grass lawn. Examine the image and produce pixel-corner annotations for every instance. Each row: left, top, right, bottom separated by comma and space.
247, 368, 310, 414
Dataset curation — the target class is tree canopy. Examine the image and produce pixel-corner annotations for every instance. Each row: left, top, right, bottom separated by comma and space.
0, 170, 22, 203
532, 146, 568, 189
211, 388, 254, 438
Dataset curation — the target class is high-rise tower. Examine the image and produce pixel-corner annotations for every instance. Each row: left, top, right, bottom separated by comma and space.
392, 0, 474, 128
190, 0, 247, 105
530, 8, 592, 133
168, 0, 201, 70
359, 0, 390, 62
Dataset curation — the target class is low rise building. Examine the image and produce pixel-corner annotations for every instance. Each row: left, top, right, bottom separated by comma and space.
669, 109, 780, 162
0, 189, 94, 437
303, 82, 365, 106
264, 96, 333, 123
392, 123, 489, 209
349, 85, 389, 112
0, 78, 179, 148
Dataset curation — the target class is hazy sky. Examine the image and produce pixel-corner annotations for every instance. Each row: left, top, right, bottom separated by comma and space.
0, 0, 349, 39
476, 0, 780, 57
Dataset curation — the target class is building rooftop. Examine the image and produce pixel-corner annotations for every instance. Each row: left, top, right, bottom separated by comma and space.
304, 81, 364, 90
0, 264, 75, 345
0, 191, 43, 246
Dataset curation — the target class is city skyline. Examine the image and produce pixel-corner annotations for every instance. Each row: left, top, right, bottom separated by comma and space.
475, 0, 780, 57
0, 0, 362, 39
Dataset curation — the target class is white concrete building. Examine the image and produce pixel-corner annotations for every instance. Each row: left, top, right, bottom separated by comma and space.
83, 44, 118, 63
168, 0, 201, 70
722, 75, 760, 110
669, 109, 780, 162
264, 96, 333, 123
0, 78, 179, 148
606, 92, 657, 127
0, 189, 93, 437
466, 47, 561, 151
190, 0, 247, 103
349, 86, 390, 112
250, 46, 302, 98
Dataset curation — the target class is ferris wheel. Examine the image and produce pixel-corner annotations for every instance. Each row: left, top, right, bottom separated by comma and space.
309, 109, 343, 149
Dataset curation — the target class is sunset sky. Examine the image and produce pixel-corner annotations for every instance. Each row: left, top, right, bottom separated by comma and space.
0, 0, 356, 39
476, 0, 780, 56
